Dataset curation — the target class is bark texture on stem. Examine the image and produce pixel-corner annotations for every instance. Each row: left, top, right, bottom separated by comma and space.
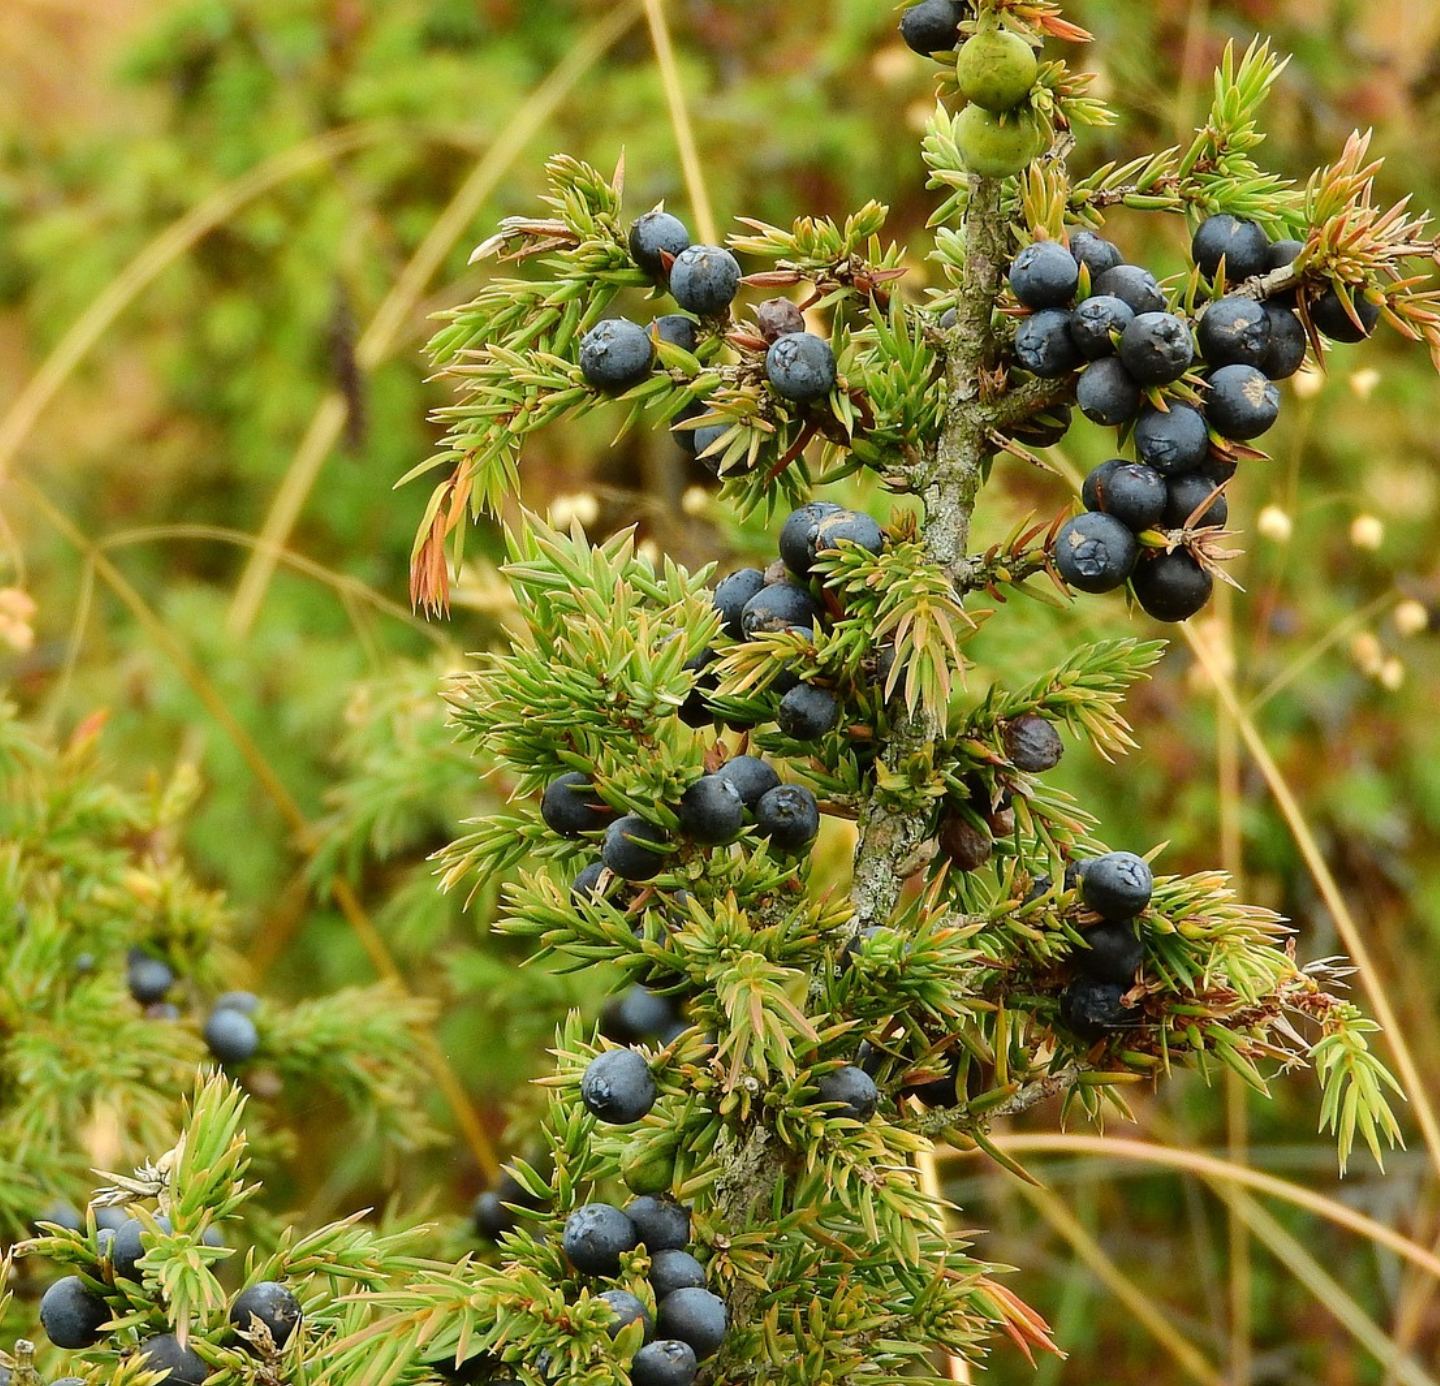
849, 176, 1008, 929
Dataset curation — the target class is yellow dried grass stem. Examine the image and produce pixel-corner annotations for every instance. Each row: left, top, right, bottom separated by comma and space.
979, 1134, 1440, 1282
225, 1, 646, 639
1014, 1180, 1225, 1386
642, 0, 718, 245
1217, 1186, 1440, 1386
1184, 620, 1440, 1179
0, 120, 403, 485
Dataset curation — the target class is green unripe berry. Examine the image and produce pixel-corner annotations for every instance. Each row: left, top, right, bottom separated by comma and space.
954, 104, 1042, 179
956, 30, 1038, 113
621, 1130, 680, 1195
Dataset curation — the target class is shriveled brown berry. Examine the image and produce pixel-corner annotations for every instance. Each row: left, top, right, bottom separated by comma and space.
1003, 714, 1064, 772
938, 815, 992, 871
755, 298, 806, 342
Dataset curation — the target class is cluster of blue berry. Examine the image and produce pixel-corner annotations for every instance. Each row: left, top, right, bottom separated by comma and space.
1057, 851, 1155, 1042
576, 208, 840, 480
1002, 219, 1374, 622
126, 950, 261, 1065
542, 750, 817, 896
35, 1207, 297, 1383
688, 499, 886, 740
559, 1197, 727, 1386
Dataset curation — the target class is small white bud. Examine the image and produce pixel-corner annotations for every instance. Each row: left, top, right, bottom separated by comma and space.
1350, 631, 1383, 676
550, 493, 599, 530
1348, 367, 1381, 400
1350, 514, 1384, 551
1393, 599, 1429, 638
1256, 505, 1293, 543
1291, 363, 1325, 400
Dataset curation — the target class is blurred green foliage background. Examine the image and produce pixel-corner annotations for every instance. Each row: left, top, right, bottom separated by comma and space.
4, 0, 1440, 1380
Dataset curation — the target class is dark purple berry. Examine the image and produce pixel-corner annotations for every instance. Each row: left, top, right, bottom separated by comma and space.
1068, 295, 1134, 359
1014, 308, 1083, 377
777, 685, 839, 740
601, 816, 669, 881
471, 1193, 508, 1241
714, 569, 767, 639
1131, 549, 1213, 622
901, 1053, 963, 1107
740, 582, 823, 638
899, 0, 963, 55
1009, 241, 1079, 309
204, 1008, 259, 1064
603, 986, 678, 1043
1079, 851, 1153, 919
127, 954, 174, 1005
765, 332, 837, 403
1204, 363, 1280, 439
779, 502, 844, 576
33, 1200, 82, 1234
598, 1289, 654, 1341
1266, 237, 1304, 270
1311, 285, 1380, 343
1197, 297, 1270, 368
1059, 976, 1131, 1042
581, 1048, 657, 1124
1075, 357, 1142, 425
669, 245, 741, 317
1118, 312, 1194, 385
816, 1065, 879, 1121
649, 1249, 708, 1299
1164, 473, 1228, 529
579, 319, 655, 392
138, 1334, 209, 1386
1261, 303, 1307, 379
1191, 214, 1269, 283
1092, 264, 1166, 315
677, 775, 745, 845
653, 315, 700, 353
473, 1172, 544, 1241
755, 298, 806, 341
1004, 714, 1064, 772
813, 508, 886, 564
1198, 455, 1238, 486
110, 1215, 172, 1282
625, 1197, 691, 1252
629, 211, 691, 279
1069, 231, 1124, 280
229, 1282, 301, 1351
714, 756, 780, 808
754, 784, 820, 852
563, 1203, 639, 1276
571, 861, 609, 904
1013, 403, 1072, 447
1133, 402, 1210, 475
541, 772, 614, 838
1075, 920, 1144, 985
1081, 460, 1166, 532
631, 1340, 699, 1386
692, 422, 731, 471
93, 1206, 128, 1233
656, 1288, 728, 1359
678, 651, 718, 728
40, 1276, 109, 1349
1053, 512, 1138, 593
